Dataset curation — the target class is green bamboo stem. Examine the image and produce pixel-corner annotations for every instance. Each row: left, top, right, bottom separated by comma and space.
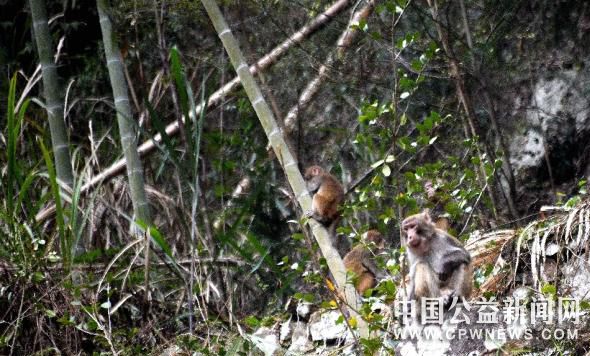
29, 0, 74, 189
200, 0, 368, 337
97, 0, 151, 224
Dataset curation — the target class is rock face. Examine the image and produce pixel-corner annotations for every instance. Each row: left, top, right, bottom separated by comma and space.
561, 255, 590, 300
286, 321, 314, 355
508, 69, 590, 187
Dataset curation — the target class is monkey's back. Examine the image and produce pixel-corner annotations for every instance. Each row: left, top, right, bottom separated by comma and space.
343, 246, 376, 293
343, 247, 366, 273
317, 174, 344, 202
310, 174, 344, 221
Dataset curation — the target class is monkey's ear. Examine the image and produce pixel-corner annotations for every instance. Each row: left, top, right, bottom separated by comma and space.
421, 209, 433, 222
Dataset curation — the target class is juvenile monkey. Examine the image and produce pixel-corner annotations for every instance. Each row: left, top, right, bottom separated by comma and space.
401, 210, 472, 308
304, 165, 348, 254
343, 230, 387, 295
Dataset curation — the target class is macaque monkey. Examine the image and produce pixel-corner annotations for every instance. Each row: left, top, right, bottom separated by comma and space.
304, 165, 349, 254
343, 230, 387, 295
401, 210, 472, 308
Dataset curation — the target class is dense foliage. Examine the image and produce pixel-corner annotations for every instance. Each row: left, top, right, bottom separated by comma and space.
1, 0, 589, 353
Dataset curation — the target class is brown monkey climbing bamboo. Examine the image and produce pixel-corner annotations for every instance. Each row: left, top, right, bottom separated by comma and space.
200, 0, 369, 338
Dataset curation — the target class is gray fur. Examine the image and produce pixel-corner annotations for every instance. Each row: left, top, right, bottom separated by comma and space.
407, 229, 471, 300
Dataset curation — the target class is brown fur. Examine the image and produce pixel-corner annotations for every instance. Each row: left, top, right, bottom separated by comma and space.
304, 165, 348, 254
343, 230, 385, 295
304, 165, 344, 224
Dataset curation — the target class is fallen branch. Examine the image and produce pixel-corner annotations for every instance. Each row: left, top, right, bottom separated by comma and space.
284, 0, 376, 133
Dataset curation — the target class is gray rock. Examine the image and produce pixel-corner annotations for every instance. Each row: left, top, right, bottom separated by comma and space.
251, 326, 282, 356
308, 310, 350, 342
561, 255, 590, 300
286, 321, 313, 355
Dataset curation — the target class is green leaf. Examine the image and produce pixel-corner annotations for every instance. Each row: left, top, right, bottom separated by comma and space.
371, 159, 384, 168
45, 309, 57, 318
39, 139, 68, 266
147, 225, 173, 259
170, 46, 189, 118
244, 316, 260, 328
32, 272, 45, 283
399, 113, 408, 126
541, 284, 556, 297
5, 74, 18, 215
410, 59, 424, 71
382, 164, 391, 177
399, 76, 415, 91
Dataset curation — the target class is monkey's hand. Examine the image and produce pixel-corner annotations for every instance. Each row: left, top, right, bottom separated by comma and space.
305, 210, 323, 223
442, 290, 458, 309
305, 210, 331, 225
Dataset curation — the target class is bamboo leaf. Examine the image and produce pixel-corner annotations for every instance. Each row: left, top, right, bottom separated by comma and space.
39, 139, 68, 266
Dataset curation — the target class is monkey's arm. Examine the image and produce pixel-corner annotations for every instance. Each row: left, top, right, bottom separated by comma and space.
431, 240, 471, 278
434, 242, 472, 305
407, 261, 418, 300
307, 194, 339, 224
440, 263, 472, 307
305, 176, 322, 194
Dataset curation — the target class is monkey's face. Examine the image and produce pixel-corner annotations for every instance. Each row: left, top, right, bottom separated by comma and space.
367, 237, 385, 251
364, 230, 385, 249
401, 216, 433, 255
303, 165, 323, 181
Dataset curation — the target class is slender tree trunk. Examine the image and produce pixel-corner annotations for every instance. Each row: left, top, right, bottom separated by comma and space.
96, 0, 151, 224
29, 0, 74, 189
427, 0, 498, 219
458, 2, 519, 220
200, 0, 368, 337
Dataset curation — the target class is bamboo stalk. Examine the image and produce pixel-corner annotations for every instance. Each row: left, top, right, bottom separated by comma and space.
97, 0, 151, 224
200, 0, 368, 338
29, 0, 74, 188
